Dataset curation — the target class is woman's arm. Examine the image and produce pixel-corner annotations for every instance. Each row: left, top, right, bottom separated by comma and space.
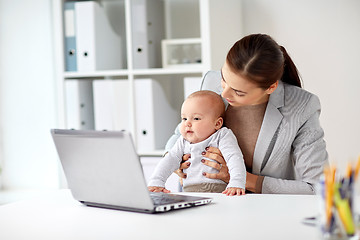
261, 176, 317, 194
203, 153, 321, 194
203, 96, 329, 194
262, 95, 328, 194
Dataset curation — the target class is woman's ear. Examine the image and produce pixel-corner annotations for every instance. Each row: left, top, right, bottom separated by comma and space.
266, 81, 279, 94
215, 117, 223, 130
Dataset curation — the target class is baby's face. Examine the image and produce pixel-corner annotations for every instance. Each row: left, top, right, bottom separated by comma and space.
180, 96, 221, 144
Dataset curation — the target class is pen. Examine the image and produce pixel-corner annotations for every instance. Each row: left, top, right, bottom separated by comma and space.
329, 166, 336, 227
324, 166, 335, 229
324, 167, 331, 228
347, 169, 354, 210
345, 162, 352, 179
334, 183, 355, 236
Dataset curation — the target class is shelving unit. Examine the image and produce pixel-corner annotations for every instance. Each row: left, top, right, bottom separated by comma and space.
52, 0, 243, 156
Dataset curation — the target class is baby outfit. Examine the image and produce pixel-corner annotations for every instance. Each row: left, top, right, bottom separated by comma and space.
148, 127, 246, 192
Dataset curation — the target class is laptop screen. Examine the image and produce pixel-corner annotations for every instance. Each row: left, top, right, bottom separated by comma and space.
51, 129, 154, 210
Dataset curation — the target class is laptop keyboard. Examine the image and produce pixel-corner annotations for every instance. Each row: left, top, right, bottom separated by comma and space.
150, 192, 186, 205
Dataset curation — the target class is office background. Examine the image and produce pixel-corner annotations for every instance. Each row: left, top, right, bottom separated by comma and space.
0, 0, 359, 192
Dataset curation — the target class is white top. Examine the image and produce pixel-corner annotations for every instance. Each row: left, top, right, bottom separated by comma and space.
148, 127, 246, 189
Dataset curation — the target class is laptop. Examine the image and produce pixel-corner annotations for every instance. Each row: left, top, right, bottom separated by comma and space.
51, 129, 212, 213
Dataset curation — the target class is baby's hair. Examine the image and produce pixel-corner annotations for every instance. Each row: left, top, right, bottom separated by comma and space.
187, 90, 225, 118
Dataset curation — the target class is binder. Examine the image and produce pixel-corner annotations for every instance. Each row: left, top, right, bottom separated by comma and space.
183, 77, 202, 99
75, 1, 122, 72
112, 81, 130, 131
134, 79, 178, 152
93, 80, 130, 131
64, 1, 77, 71
131, 0, 164, 68
65, 80, 94, 130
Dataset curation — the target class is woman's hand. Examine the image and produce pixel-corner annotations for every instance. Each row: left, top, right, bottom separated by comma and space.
201, 147, 230, 184
174, 153, 191, 179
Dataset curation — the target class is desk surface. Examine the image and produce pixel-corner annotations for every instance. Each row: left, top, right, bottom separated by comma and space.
0, 190, 325, 240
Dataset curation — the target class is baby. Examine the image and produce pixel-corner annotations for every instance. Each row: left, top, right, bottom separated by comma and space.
148, 90, 246, 196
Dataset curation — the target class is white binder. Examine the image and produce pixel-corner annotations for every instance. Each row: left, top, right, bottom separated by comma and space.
134, 79, 178, 152
131, 0, 164, 68
183, 77, 202, 99
65, 80, 94, 130
93, 80, 130, 131
75, 1, 122, 72
64, 1, 77, 71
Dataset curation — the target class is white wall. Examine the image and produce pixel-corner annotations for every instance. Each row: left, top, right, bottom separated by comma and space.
0, 0, 359, 190
0, 0, 59, 189
241, 0, 360, 171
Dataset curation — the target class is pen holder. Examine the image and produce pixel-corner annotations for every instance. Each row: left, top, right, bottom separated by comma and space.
317, 172, 359, 240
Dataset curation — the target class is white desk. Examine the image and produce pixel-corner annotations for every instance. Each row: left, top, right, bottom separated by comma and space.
0, 190, 325, 239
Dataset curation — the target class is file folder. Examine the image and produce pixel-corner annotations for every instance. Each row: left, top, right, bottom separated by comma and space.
65, 80, 94, 130
64, 1, 77, 71
93, 79, 130, 131
75, 1, 122, 72
134, 79, 178, 152
131, 0, 164, 68
183, 77, 202, 99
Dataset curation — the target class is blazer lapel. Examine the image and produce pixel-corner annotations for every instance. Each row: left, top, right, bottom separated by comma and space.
252, 82, 285, 174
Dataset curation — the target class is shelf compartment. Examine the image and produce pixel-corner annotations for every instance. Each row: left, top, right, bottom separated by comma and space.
161, 38, 202, 69
132, 68, 203, 76
63, 69, 129, 79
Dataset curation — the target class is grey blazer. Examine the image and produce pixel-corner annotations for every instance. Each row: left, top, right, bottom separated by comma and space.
167, 71, 329, 194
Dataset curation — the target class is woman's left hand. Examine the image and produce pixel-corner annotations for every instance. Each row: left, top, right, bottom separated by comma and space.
200, 146, 230, 184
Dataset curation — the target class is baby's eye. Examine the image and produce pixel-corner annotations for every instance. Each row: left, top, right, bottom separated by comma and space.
194, 117, 200, 121
182, 118, 187, 121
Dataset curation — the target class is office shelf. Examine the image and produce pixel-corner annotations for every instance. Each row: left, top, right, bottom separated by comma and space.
63, 69, 130, 79
52, 0, 243, 153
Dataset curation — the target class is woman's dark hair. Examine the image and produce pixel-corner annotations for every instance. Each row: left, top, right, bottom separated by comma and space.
226, 34, 302, 88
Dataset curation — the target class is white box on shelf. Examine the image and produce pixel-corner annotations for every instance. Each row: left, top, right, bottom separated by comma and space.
134, 79, 179, 153
131, 0, 165, 69
65, 80, 94, 130
93, 79, 130, 131
75, 1, 122, 72
183, 77, 202, 99
161, 38, 202, 69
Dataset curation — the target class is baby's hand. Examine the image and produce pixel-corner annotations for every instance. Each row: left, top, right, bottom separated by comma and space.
222, 187, 245, 196
148, 186, 171, 193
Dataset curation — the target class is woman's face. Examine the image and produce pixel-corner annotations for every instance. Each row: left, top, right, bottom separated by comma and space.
220, 61, 277, 107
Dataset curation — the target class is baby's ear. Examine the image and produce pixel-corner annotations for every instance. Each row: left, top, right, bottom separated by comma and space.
215, 117, 223, 130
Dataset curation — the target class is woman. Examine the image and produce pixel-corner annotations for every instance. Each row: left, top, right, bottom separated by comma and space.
167, 34, 328, 194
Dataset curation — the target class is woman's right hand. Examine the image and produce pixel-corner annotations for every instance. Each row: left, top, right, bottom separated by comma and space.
174, 154, 191, 179
201, 147, 230, 184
